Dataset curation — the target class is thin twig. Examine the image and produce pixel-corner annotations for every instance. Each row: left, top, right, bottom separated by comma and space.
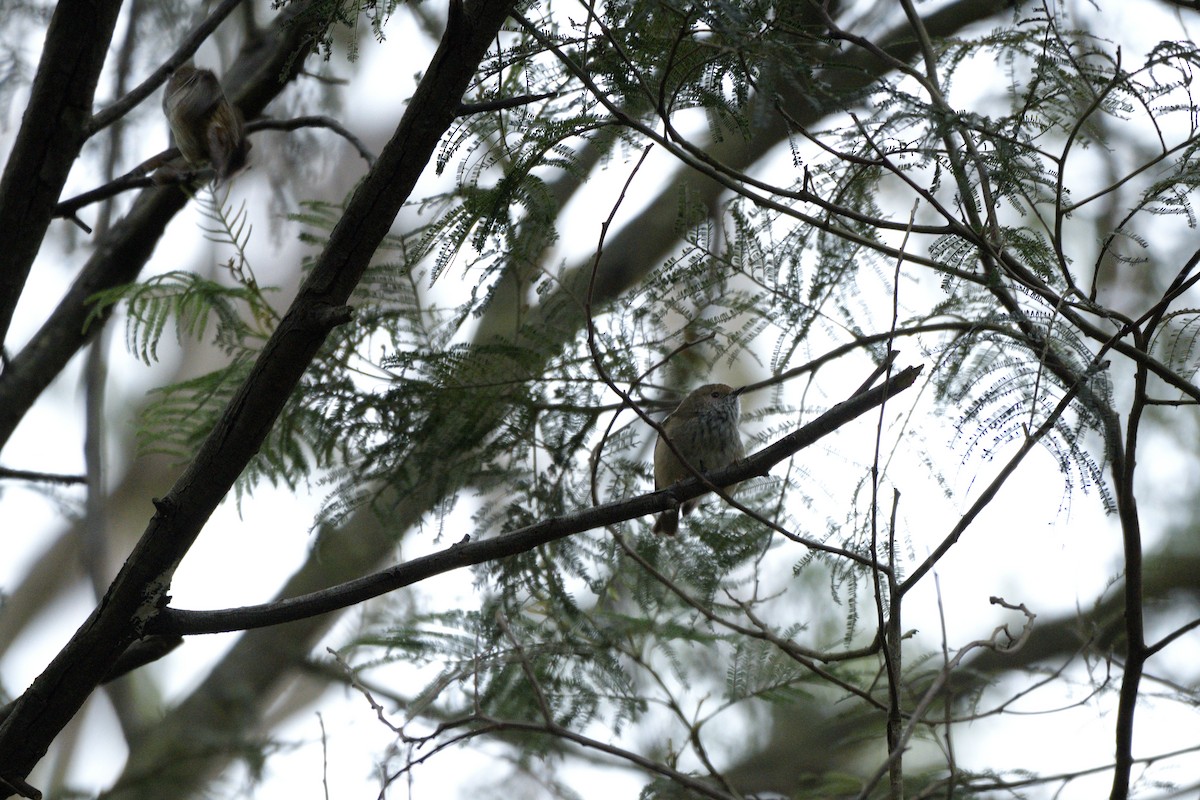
856, 597, 1037, 800
89, 0, 245, 134
152, 365, 923, 637
0, 467, 87, 485
247, 116, 377, 166
457, 91, 557, 115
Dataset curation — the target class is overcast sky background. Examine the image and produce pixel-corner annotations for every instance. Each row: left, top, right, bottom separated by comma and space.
3, 1, 1200, 797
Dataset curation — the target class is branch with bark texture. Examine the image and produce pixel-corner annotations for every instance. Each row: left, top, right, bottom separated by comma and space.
150, 363, 921, 637
0, 0, 520, 790
96, 3, 1023, 795
0, 0, 328, 452
0, 0, 123, 347
51, 116, 379, 225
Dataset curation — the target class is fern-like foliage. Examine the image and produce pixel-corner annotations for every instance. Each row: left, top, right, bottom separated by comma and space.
88, 270, 271, 366
99, 2, 1200, 795
91, 190, 287, 490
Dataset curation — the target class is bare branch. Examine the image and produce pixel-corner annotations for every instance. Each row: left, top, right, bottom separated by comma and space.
457, 91, 557, 116
88, 0, 245, 134
151, 365, 922, 636
247, 116, 378, 166
0, 467, 86, 485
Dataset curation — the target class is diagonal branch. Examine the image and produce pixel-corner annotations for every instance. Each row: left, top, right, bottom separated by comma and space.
0, 1, 323, 453
88, 0, 245, 135
0, 0, 124, 348
150, 364, 921, 636
0, 0, 520, 786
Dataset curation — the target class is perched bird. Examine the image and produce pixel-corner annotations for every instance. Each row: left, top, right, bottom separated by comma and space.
161, 61, 250, 183
653, 383, 746, 535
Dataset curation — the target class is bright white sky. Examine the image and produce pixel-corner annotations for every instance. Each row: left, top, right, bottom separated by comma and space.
4, 1, 1200, 798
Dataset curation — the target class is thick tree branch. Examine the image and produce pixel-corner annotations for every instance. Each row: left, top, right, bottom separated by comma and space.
0, 0, 123, 348
150, 364, 921, 636
0, 0, 520, 788
0, 2, 321, 454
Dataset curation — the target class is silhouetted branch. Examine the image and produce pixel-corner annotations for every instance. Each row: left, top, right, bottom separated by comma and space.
0, 467, 86, 485
88, 0, 245, 134
152, 364, 922, 636
457, 91, 557, 115
247, 115, 377, 166
54, 115, 378, 224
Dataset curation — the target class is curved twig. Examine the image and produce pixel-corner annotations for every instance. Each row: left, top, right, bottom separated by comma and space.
246, 115, 377, 166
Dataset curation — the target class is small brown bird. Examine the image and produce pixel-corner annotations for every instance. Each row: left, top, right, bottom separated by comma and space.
162, 61, 250, 183
653, 383, 746, 535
